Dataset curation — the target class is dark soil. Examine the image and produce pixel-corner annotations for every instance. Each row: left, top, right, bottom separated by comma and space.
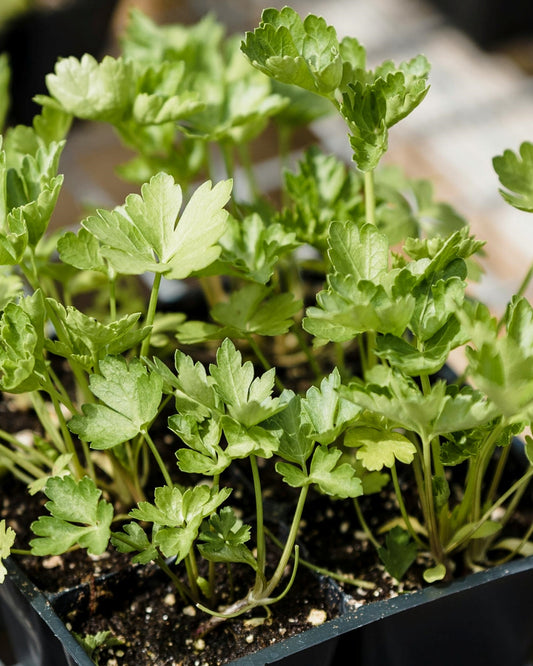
2, 374, 533, 665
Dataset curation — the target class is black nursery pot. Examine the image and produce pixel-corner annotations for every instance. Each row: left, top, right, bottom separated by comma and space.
2, 553, 533, 666
0, 558, 93, 666
228, 554, 533, 666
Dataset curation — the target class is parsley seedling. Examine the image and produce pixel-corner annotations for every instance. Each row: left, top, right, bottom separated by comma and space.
1, 6, 533, 627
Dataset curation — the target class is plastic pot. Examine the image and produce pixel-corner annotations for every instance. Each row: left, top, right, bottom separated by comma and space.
227, 554, 533, 666
2, 551, 533, 666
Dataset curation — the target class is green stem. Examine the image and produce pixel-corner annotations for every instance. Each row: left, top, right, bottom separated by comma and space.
485, 442, 511, 506
0, 440, 47, 479
364, 170, 376, 226
263, 484, 309, 598
143, 430, 172, 487
185, 552, 199, 601
30, 392, 65, 453
46, 379, 84, 479
497, 262, 533, 332
220, 142, 235, 181
263, 525, 375, 590
250, 455, 266, 578
141, 272, 162, 358
390, 463, 426, 548
246, 334, 285, 392
421, 433, 444, 564
292, 325, 321, 379
109, 275, 117, 322
446, 466, 533, 554
199, 275, 226, 309
353, 497, 381, 550
471, 425, 504, 522
237, 143, 260, 201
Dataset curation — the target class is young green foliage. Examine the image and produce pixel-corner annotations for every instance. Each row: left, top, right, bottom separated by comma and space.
81, 175, 232, 280
69, 356, 163, 449
30, 476, 113, 556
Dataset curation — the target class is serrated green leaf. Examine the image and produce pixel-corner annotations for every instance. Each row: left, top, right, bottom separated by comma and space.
308, 445, 363, 498
0, 301, 43, 393
304, 278, 414, 341
82, 175, 231, 279
409, 272, 466, 342
46, 54, 135, 122
211, 283, 302, 337
341, 81, 388, 171
130, 485, 231, 561
222, 417, 280, 459
493, 142, 533, 212
328, 221, 388, 281
301, 369, 361, 445
275, 461, 309, 488
241, 7, 343, 96
278, 146, 363, 249
172, 350, 222, 420
264, 391, 314, 465
343, 366, 448, 442
30, 476, 113, 556
219, 213, 299, 284
377, 526, 417, 580
376, 316, 467, 376
171, 414, 230, 475
111, 522, 158, 565
373, 55, 430, 127
345, 426, 416, 471
69, 356, 163, 449
179, 44, 287, 144
57, 228, 108, 273
198, 506, 256, 569
0, 519, 16, 583
209, 339, 283, 428
45, 299, 149, 371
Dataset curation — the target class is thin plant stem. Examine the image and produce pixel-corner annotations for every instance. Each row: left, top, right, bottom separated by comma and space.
246, 334, 285, 392
364, 170, 376, 226
109, 275, 117, 322
0, 441, 46, 479
263, 485, 309, 598
185, 552, 200, 601
353, 497, 381, 550
141, 272, 162, 357
446, 466, 533, 554
237, 143, 259, 201
199, 275, 227, 308
143, 430, 172, 487
250, 455, 266, 577
292, 325, 321, 379
263, 525, 375, 590
497, 262, 533, 332
390, 463, 426, 548
485, 441, 512, 505
421, 433, 444, 565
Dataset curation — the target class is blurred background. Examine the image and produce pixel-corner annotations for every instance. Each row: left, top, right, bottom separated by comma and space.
0, 0, 533, 313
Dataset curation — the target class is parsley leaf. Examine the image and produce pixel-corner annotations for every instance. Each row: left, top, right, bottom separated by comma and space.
69, 356, 163, 449
30, 476, 113, 556
82, 175, 231, 280
493, 141, 533, 212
